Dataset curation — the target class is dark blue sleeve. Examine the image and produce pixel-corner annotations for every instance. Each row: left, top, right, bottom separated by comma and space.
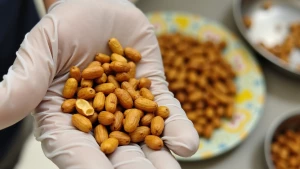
0, 0, 40, 164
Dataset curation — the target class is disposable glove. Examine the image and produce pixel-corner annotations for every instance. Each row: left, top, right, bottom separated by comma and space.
0, 0, 199, 168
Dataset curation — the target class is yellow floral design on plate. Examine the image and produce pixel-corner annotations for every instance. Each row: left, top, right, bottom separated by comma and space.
236, 90, 253, 103
174, 15, 190, 30
223, 109, 252, 133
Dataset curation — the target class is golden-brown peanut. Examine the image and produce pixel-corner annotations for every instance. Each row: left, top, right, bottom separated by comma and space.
187, 71, 198, 84
77, 87, 96, 100
94, 73, 107, 84
107, 75, 120, 88
115, 72, 130, 82
138, 77, 151, 89
109, 131, 131, 145
129, 78, 139, 90
175, 92, 186, 103
216, 106, 225, 117
72, 114, 92, 133
110, 61, 130, 73
108, 38, 124, 55
194, 124, 203, 135
150, 116, 164, 136
87, 61, 101, 67
93, 92, 105, 112
61, 99, 77, 113
95, 83, 116, 95
124, 109, 141, 133
186, 111, 198, 122
69, 66, 81, 82
140, 113, 155, 126
225, 104, 234, 118
111, 53, 127, 63
102, 63, 113, 75
95, 53, 111, 64
82, 64, 104, 80
145, 135, 164, 150
156, 106, 170, 119
63, 78, 78, 99
129, 126, 150, 143
100, 137, 119, 154
214, 82, 228, 94
114, 88, 133, 109
203, 125, 214, 138
105, 93, 117, 113
110, 111, 124, 131
182, 102, 193, 111
94, 124, 108, 145
76, 99, 94, 116
124, 47, 142, 62
134, 97, 158, 113
98, 111, 115, 125
212, 118, 221, 128
204, 107, 215, 119
188, 91, 202, 103
87, 112, 98, 124
121, 82, 141, 100
140, 88, 154, 101
124, 109, 144, 118
127, 62, 136, 78
81, 78, 93, 88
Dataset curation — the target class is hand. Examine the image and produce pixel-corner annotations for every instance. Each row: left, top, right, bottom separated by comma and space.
0, 0, 199, 168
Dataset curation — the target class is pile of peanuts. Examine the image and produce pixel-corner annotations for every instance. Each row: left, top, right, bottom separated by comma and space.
61, 38, 170, 154
157, 33, 236, 139
261, 22, 300, 65
271, 129, 300, 169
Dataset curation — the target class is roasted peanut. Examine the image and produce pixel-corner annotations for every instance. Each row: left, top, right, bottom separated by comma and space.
110, 111, 124, 131
100, 137, 119, 154
109, 131, 131, 146
110, 61, 130, 73
94, 124, 108, 145
156, 106, 170, 119
98, 111, 115, 125
114, 88, 133, 109
69, 66, 81, 82
61, 99, 77, 113
94, 73, 107, 84
129, 78, 139, 90
108, 38, 124, 55
134, 97, 158, 113
111, 53, 127, 63
151, 116, 164, 136
72, 114, 92, 133
63, 78, 78, 99
87, 112, 98, 124
140, 113, 155, 126
145, 135, 163, 150
95, 83, 116, 95
124, 47, 142, 62
138, 77, 151, 89
105, 93, 117, 113
95, 53, 111, 64
77, 87, 96, 100
102, 63, 113, 75
129, 126, 150, 143
81, 78, 93, 88
124, 109, 141, 133
140, 88, 154, 101
121, 81, 141, 100
82, 62, 104, 80
127, 62, 136, 78
93, 92, 105, 111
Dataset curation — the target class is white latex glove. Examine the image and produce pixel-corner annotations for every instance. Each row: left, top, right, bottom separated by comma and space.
0, 0, 199, 168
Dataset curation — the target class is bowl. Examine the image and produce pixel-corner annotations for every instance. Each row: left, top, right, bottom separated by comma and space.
233, 0, 300, 78
264, 109, 300, 169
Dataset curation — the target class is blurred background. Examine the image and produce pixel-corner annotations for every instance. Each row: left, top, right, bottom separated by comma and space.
8, 0, 300, 169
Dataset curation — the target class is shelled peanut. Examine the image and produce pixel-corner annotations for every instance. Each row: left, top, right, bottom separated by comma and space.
271, 129, 300, 169
157, 33, 236, 139
61, 38, 169, 154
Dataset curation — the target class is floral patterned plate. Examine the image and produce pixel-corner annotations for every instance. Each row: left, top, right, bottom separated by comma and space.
146, 12, 266, 161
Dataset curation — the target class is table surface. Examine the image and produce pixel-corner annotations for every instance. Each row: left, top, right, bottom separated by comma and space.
136, 0, 300, 169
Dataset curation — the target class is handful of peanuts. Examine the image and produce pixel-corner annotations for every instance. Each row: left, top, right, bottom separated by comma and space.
157, 33, 236, 139
61, 38, 169, 154
271, 129, 300, 169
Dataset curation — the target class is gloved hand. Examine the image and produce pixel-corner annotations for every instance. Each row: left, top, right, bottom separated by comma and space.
0, 0, 199, 168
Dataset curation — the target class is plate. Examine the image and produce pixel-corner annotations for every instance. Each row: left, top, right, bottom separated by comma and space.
146, 12, 266, 161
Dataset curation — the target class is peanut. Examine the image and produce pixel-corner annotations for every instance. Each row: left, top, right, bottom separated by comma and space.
124, 47, 142, 62
82, 63, 104, 80
111, 53, 127, 63
115, 72, 130, 82
140, 113, 154, 126
129, 126, 150, 143
102, 63, 113, 75
63, 78, 78, 99
145, 135, 164, 150
107, 75, 120, 88
134, 97, 158, 113
98, 111, 115, 125
95, 83, 116, 95
94, 73, 107, 84
114, 88, 133, 109
72, 114, 92, 133
87, 112, 98, 124
124, 109, 141, 133
150, 116, 164, 136
94, 124, 108, 145
69, 66, 81, 82
156, 106, 170, 119
61, 99, 76, 113
110, 61, 130, 73
127, 62, 136, 78
105, 93, 117, 113
81, 79, 93, 88
129, 78, 139, 90
140, 88, 154, 101
95, 53, 111, 64
100, 137, 119, 154
93, 92, 105, 112
121, 81, 141, 100
108, 38, 124, 55
77, 87, 96, 100
138, 77, 151, 89
110, 111, 124, 131
109, 131, 131, 145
